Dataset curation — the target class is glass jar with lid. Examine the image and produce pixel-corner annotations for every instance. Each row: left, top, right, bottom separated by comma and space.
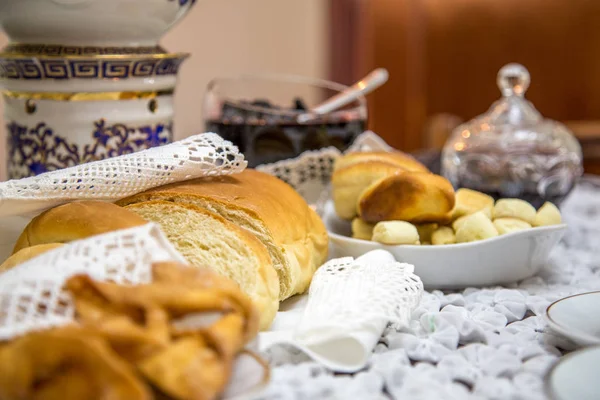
441, 63, 583, 208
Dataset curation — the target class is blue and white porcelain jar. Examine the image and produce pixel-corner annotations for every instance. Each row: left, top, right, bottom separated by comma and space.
0, 0, 197, 178
0, 50, 189, 179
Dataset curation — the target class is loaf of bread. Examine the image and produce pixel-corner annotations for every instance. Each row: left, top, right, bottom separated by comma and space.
117, 169, 329, 301
8, 200, 280, 330
12, 201, 148, 253
332, 151, 455, 224
0, 243, 63, 273
125, 200, 280, 328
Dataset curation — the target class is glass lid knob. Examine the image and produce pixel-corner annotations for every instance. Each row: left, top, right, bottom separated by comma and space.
497, 63, 530, 97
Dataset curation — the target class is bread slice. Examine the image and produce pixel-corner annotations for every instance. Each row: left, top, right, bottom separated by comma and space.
124, 200, 279, 330
117, 170, 329, 300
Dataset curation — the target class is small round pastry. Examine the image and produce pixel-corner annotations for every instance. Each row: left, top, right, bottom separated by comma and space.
431, 226, 456, 245
493, 218, 532, 235
358, 172, 455, 224
371, 221, 420, 245
351, 218, 375, 240
534, 202, 562, 226
332, 162, 403, 220
493, 199, 536, 224
452, 214, 468, 232
455, 211, 499, 243
452, 188, 495, 219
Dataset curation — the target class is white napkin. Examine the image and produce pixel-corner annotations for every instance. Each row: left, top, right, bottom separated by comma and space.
259, 250, 423, 373
0, 132, 246, 218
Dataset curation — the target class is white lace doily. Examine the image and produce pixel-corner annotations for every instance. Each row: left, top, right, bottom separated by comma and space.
256, 131, 393, 207
259, 250, 423, 374
258, 180, 600, 400
0, 132, 246, 218
0, 223, 185, 340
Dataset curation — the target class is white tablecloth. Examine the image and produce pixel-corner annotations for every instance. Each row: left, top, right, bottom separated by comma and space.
259, 179, 600, 400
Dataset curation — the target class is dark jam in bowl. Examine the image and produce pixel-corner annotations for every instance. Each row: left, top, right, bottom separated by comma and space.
205, 99, 366, 167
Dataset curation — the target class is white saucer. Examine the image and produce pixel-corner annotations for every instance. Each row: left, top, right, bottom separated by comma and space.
544, 291, 600, 347
545, 346, 600, 400
322, 200, 566, 289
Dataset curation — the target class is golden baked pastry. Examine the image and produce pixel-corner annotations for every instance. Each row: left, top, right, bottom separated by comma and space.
351, 218, 375, 240
0, 243, 63, 273
371, 221, 420, 245
332, 161, 402, 220
431, 226, 456, 245
0, 262, 261, 400
451, 188, 495, 219
455, 211, 498, 243
0, 327, 151, 400
534, 202, 562, 226
493, 199, 537, 225
333, 151, 429, 173
358, 172, 455, 224
12, 201, 147, 253
493, 218, 532, 235
118, 169, 328, 300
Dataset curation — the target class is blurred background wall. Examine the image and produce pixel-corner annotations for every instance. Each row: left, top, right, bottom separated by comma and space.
3, 0, 600, 177
0, 0, 329, 179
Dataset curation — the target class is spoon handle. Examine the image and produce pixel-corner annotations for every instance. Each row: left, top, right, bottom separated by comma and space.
297, 68, 389, 123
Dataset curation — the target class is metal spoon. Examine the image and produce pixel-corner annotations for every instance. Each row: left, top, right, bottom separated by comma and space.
297, 68, 389, 123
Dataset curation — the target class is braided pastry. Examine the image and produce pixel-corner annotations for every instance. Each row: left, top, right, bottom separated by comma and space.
0, 262, 261, 400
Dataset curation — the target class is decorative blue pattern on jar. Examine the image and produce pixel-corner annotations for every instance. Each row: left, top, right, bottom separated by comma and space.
0, 54, 188, 80
7, 119, 173, 179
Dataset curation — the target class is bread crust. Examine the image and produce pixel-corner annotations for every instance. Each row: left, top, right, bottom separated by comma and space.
0, 243, 64, 272
333, 151, 429, 172
12, 201, 147, 254
117, 169, 328, 299
358, 172, 455, 223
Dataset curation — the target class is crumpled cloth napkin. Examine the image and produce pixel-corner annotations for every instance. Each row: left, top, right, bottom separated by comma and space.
260, 250, 424, 373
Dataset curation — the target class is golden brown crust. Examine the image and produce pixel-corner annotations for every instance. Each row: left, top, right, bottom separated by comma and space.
13, 201, 147, 254
333, 151, 429, 173
331, 161, 406, 220
358, 172, 455, 223
118, 169, 329, 299
0, 243, 64, 273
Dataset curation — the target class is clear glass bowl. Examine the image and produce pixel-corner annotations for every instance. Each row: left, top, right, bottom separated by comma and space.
203, 73, 368, 167
441, 63, 583, 208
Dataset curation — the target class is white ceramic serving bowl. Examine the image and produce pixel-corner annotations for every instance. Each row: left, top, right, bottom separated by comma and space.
0, 0, 196, 47
0, 52, 189, 178
545, 346, 600, 400
323, 200, 566, 289
544, 291, 600, 347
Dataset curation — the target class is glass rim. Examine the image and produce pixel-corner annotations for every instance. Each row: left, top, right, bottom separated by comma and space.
205, 72, 368, 118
